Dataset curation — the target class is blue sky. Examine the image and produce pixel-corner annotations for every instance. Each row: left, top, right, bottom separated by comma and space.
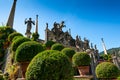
0, 0, 120, 52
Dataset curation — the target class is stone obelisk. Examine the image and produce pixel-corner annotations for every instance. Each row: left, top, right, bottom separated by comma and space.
6, 0, 17, 28
35, 15, 38, 33
101, 38, 108, 55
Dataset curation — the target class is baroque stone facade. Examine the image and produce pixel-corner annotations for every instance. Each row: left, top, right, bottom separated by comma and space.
45, 21, 95, 52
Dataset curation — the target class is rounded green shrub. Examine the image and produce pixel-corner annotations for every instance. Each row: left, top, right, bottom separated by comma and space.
31, 33, 39, 41
62, 48, 75, 58
51, 43, 64, 51
12, 36, 23, 42
117, 76, 120, 80
72, 52, 91, 66
15, 41, 44, 62
26, 50, 73, 80
95, 62, 119, 79
8, 32, 23, 42
45, 40, 55, 48
11, 37, 31, 52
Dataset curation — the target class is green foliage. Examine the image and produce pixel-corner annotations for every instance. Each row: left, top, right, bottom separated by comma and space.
12, 35, 23, 42
99, 54, 112, 61
31, 32, 39, 41
45, 40, 55, 48
11, 37, 31, 52
0, 26, 15, 40
95, 62, 119, 78
26, 50, 73, 80
42, 44, 46, 50
1, 26, 15, 33
62, 48, 75, 58
0, 70, 4, 80
8, 32, 23, 42
0, 26, 15, 59
0, 49, 4, 58
117, 76, 120, 80
0, 74, 4, 80
0, 40, 4, 48
15, 41, 44, 62
51, 43, 64, 51
72, 52, 91, 66
100, 47, 120, 57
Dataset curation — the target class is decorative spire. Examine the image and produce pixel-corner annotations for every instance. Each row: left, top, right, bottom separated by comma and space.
35, 15, 38, 33
101, 38, 108, 55
6, 0, 17, 28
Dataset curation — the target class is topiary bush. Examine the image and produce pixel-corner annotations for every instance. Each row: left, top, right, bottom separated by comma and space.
95, 62, 119, 79
31, 32, 39, 41
45, 40, 55, 48
11, 37, 31, 52
72, 52, 91, 67
26, 50, 73, 80
0, 26, 15, 40
51, 43, 64, 51
12, 36, 23, 42
8, 32, 23, 42
62, 48, 75, 59
15, 41, 44, 62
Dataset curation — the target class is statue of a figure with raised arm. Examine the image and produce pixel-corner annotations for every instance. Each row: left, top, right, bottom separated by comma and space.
25, 18, 35, 35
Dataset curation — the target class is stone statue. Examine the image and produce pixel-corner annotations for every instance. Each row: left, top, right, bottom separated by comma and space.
83, 37, 90, 50
46, 23, 48, 29
91, 43, 93, 49
94, 45, 97, 50
75, 35, 80, 51
59, 21, 66, 31
25, 18, 35, 35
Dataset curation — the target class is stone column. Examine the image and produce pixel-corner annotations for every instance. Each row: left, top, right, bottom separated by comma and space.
35, 15, 38, 33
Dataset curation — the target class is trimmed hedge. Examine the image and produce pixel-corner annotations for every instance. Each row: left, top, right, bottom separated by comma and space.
95, 62, 119, 79
62, 48, 75, 58
51, 43, 64, 51
8, 32, 23, 42
45, 40, 55, 48
15, 41, 44, 62
31, 33, 39, 41
11, 37, 31, 52
26, 50, 73, 80
72, 52, 91, 66
12, 36, 23, 42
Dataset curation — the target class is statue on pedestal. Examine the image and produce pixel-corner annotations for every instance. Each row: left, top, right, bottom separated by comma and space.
25, 18, 35, 38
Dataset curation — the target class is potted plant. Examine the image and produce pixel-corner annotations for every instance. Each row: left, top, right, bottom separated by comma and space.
62, 48, 75, 62
96, 62, 119, 80
72, 52, 91, 76
15, 41, 44, 78
51, 43, 64, 51
26, 50, 73, 80
45, 40, 55, 50
98, 54, 112, 63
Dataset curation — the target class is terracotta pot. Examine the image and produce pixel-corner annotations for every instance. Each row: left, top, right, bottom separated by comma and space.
20, 62, 29, 78
78, 66, 90, 76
